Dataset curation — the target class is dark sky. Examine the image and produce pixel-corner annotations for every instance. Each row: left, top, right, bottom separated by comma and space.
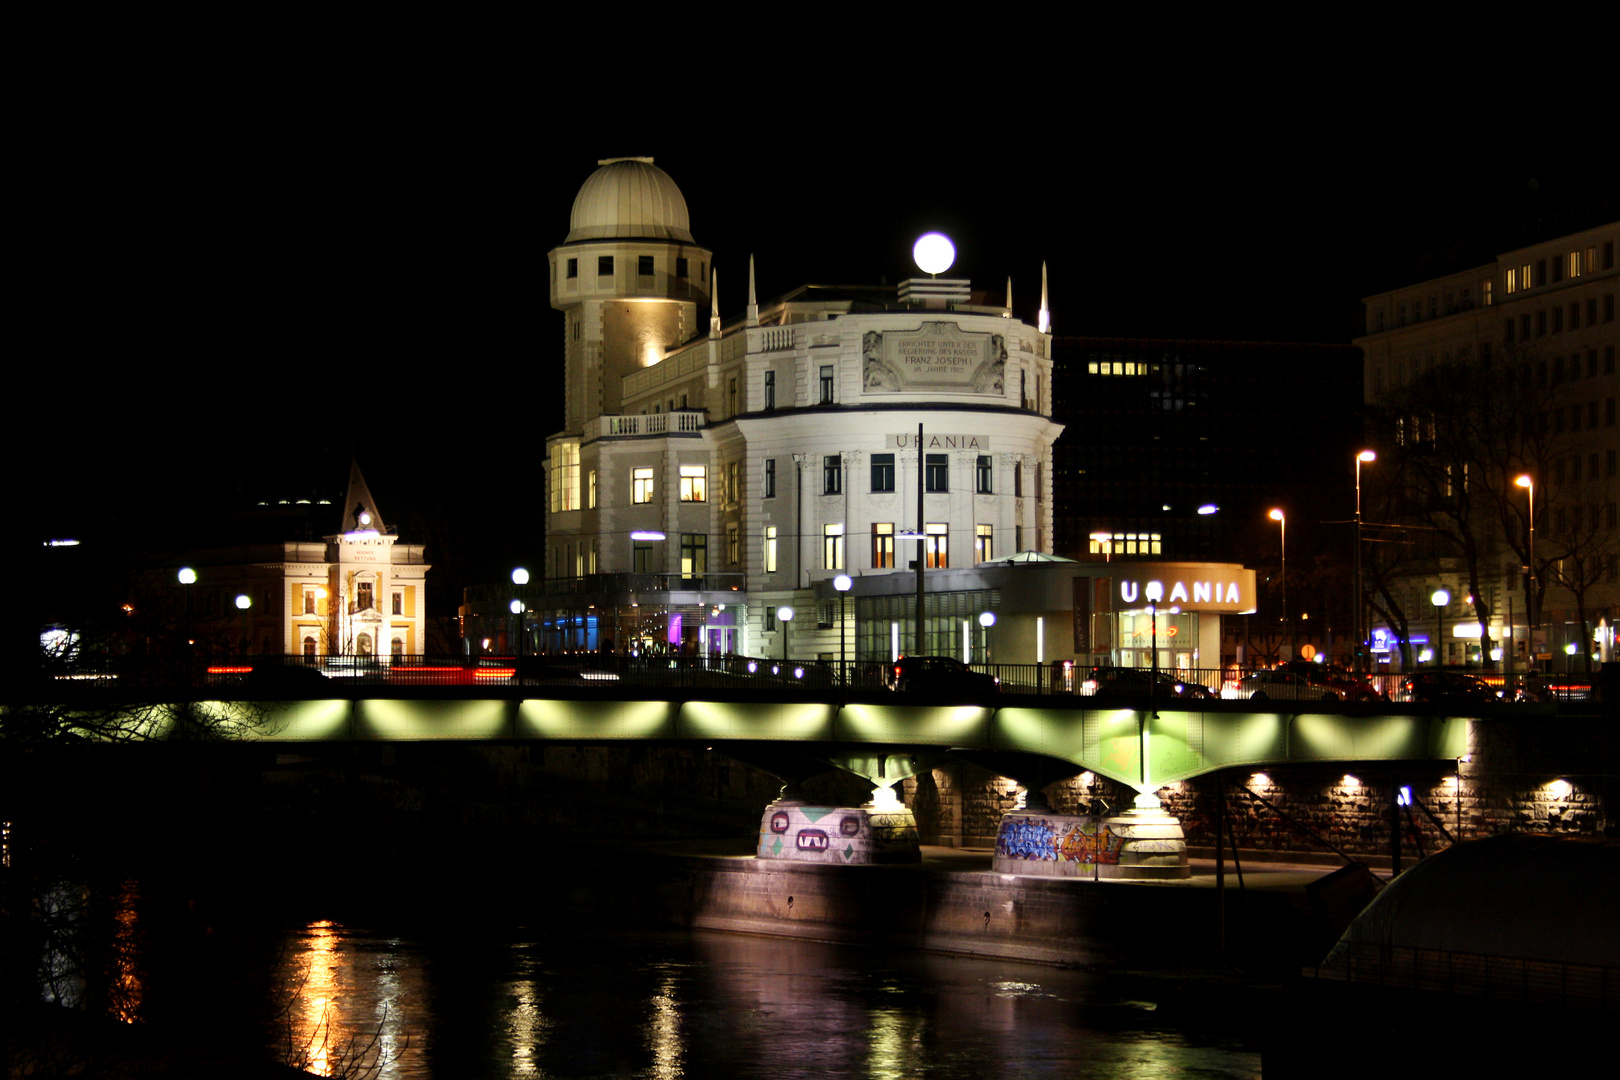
14, 51, 1614, 600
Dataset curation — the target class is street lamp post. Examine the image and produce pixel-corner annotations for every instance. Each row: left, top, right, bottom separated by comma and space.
511, 568, 529, 661
1516, 474, 1536, 671
1269, 509, 1288, 657
1354, 450, 1376, 670
833, 574, 853, 683
235, 593, 252, 656
777, 606, 794, 663
1431, 588, 1451, 668
978, 610, 996, 665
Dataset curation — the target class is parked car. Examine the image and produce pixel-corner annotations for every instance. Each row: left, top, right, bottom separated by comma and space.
888, 656, 999, 696
1395, 671, 1501, 705
1273, 661, 1384, 701
1079, 665, 1213, 699
1236, 670, 1351, 702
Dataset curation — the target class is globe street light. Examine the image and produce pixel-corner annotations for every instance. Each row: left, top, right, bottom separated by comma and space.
235, 592, 252, 656
1516, 474, 1536, 668
1269, 509, 1288, 656
777, 606, 795, 663
1354, 450, 1376, 671
1431, 588, 1451, 668
511, 568, 529, 660
833, 574, 853, 683
977, 610, 996, 665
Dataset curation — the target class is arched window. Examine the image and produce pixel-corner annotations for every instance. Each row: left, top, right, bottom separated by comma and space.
303, 636, 317, 658
391, 636, 404, 658
357, 633, 373, 656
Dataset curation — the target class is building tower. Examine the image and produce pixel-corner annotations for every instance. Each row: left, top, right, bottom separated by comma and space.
547, 157, 713, 432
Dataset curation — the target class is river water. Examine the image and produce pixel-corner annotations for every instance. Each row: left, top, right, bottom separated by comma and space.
265, 918, 1260, 1079
27, 876, 1261, 1079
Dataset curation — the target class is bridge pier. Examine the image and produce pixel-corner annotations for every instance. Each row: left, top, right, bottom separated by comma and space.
993, 792, 1191, 880
755, 786, 921, 865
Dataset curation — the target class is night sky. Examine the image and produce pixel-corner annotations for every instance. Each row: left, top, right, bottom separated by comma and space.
14, 52, 1613, 616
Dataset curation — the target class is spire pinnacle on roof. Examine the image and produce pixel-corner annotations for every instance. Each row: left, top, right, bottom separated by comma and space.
1038, 261, 1051, 334
1004, 275, 1013, 319
747, 254, 759, 328
709, 264, 721, 338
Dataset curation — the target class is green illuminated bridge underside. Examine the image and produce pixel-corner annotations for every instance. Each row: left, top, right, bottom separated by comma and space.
224, 697, 1468, 791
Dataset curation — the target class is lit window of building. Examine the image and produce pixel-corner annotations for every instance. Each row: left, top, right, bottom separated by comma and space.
632, 467, 655, 504
679, 465, 706, 502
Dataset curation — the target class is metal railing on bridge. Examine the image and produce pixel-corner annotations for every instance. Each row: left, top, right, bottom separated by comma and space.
27, 654, 1607, 707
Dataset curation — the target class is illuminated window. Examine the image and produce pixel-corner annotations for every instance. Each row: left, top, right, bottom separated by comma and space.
549, 441, 581, 513
392, 591, 402, 615
764, 458, 776, 498
304, 590, 316, 615
764, 526, 778, 573
870, 453, 894, 492
637, 255, 655, 276
872, 523, 894, 569
679, 465, 707, 502
925, 454, 948, 492
1483, 279, 1492, 305
589, 539, 598, 574
975, 523, 993, 563
588, 469, 597, 509
566, 257, 578, 279
679, 534, 706, 582
925, 523, 948, 568
823, 455, 841, 495
824, 523, 845, 570
976, 455, 993, 494
1520, 263, 1531, 289
357, 582, 374, 611
1506, 267, 1518, 294
598, 255, 614, 276
632, 467, 655, 504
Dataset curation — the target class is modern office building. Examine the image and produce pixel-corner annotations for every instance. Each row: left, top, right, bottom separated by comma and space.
1049, 337, 1363, 564
1356, 221, 1619, 668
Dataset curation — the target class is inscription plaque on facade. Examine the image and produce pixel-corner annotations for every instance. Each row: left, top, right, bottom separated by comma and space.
863, 322, 1006, 395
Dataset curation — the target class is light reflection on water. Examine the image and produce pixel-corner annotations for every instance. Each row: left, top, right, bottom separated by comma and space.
265, 924, 1260, 1080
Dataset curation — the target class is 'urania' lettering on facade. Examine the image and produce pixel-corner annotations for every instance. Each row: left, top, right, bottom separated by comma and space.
886, 434, 985, 450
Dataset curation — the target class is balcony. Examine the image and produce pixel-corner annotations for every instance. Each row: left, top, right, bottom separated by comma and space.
589, 410, 705, 440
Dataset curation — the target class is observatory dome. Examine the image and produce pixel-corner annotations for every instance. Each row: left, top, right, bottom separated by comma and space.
566, 157, 694, 243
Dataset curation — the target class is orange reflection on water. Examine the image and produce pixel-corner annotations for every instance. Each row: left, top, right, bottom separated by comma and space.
110, 881, 144, 1023
291, 920, 346, 1077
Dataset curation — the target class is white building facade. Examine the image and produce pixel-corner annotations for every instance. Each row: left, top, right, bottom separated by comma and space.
538, 158, 1062, 661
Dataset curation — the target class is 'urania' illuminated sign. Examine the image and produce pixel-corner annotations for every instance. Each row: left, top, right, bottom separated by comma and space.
1113, 564, 1257, 613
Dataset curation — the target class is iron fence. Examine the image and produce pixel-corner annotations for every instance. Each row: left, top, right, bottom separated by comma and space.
25, 653, 1607, 705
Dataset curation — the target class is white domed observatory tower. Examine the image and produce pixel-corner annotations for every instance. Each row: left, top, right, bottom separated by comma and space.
548, 157, 713, 430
